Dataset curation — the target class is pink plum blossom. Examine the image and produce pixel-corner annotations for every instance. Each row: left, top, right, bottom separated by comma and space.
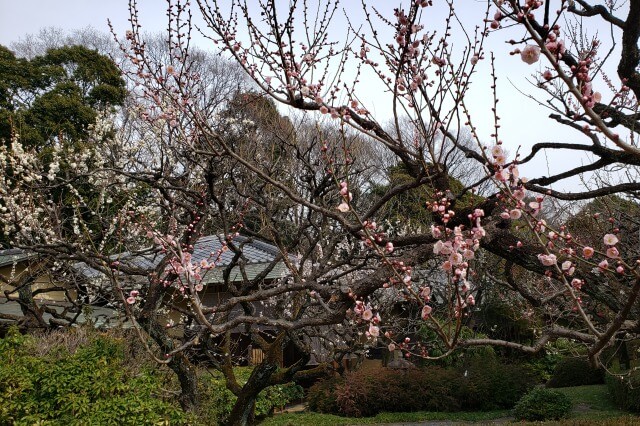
571, 279, 583, 290
606, 247, 620, 259
603, 234, 619, 246
368, 324, 380, 337
513, 189, 526, 200
521, 45, 541, 64
538, 253, 557, 266
420, 287, 431, 301
362, 309, 373, 321
583, 246, 595, 258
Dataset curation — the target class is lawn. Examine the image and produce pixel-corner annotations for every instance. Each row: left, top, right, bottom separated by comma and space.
554, 384, 627, 419
260, 410, 510, 426
260, 385, 639, 425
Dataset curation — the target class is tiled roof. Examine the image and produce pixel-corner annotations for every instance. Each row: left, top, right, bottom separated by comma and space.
0, 297, 127, 328
76, 234, 290, 285
0, 249, 35, 268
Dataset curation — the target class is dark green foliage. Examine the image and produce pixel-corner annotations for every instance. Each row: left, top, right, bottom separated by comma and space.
473, 300, 537, 345
368, 163, 485, 232
198, 367, 304, 425
0, 327, 189, 425
513, 387, 572, 421
0, 44, 126, 147
307, 358, 537, 417
606, 370, 640, 412
462, 356, 538, 410
524, 350, 563, 382
547, 357, 604, 388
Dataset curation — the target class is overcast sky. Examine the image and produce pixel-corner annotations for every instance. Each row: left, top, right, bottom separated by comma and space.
0, 1, 626, 194
1, 1, 164, 43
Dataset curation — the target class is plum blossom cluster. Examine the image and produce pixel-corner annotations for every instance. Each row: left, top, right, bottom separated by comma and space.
166, 252, 212, 293
126, 290, 140, 305
596, 233, 624, 272
337, 181, 353, 212
361, 220, 394, 254
0, 135, 112, 244
427, 196, 483, 317
496, 2, 605, 111
145, 231, 230, 295
490, 144, 521, 185
573, 41, 602, 108
350, 300, 382, 338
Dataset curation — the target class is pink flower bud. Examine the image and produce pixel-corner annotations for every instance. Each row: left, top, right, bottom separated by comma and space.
421, 305, 433, 320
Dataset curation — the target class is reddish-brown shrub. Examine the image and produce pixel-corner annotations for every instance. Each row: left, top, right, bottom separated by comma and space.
307, 359, 536, 417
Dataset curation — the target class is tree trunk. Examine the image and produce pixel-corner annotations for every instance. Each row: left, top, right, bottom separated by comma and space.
17, 277, 47, 329
138, 315, 199, 411
169, 353, 199, 411
225, 362, 278, 426
226, 393, 257, 426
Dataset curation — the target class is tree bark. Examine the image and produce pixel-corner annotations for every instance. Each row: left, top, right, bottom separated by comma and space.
225, 361, 278, 426
137, 313, 199, 411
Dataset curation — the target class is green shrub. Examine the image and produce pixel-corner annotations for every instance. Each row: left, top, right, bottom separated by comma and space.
547, 357, 604, 388
606, 370, 640, 412
463, 357, 538, 410
198, 367, 304, 424
525, 351, 562, 382
306, 358, 536, 417
0, 327, 189, 425
513, 387, 572, 421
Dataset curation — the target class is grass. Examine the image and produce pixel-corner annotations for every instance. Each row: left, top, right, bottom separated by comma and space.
260, 410, 509, 426
528, 418, 640, 426
260, 384, 639, 425
553, 384, 626, 419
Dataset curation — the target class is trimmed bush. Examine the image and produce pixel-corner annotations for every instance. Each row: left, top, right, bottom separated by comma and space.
606, 370, 640, 412
0, 327, 189, 425
513, 387, 572, 421
306, 358, 536, 417
307, 375, 342, 414
547, 357, 604, 388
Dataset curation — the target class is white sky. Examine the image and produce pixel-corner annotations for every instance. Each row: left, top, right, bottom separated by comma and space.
0, 1, 627, 194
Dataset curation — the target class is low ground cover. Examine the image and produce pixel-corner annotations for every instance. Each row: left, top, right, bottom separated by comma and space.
262, 384, 637, 426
